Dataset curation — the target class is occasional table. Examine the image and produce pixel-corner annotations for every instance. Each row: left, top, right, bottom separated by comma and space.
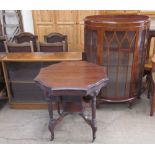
34, 61, 108, 141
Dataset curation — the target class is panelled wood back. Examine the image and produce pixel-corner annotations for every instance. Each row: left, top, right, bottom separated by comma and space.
33, 10, 155, 53
84, 15, 150, 102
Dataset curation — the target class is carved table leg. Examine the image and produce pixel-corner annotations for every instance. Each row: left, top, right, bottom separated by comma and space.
57, 96, 63, 116
81, 95, 97, 142
48, 93, 98, 141
48, 95, 68, 141
91, 95, 97, 142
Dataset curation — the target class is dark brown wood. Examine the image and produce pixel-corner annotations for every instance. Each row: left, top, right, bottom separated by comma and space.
6, 42, 34, 53
34, 61, 108, 141
14, 32, 38, 51
38, 42, 66, 52
84, 15, 150, 104
44, 32, 68, 51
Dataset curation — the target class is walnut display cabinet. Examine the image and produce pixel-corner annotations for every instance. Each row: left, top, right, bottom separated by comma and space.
84, 15, 150, 103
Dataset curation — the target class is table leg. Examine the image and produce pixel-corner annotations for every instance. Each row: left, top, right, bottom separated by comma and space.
48, 94, 97, 141
48, 96, 55, 141
91, 95, 97, 142
48, 95, 68, 141
81, 95, 97, 142
57, 96, 63, 116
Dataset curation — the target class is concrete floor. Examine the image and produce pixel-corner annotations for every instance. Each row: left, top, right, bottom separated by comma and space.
0, 94, 155, 144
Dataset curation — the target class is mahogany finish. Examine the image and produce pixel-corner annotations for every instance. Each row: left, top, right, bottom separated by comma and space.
84, 15, 150, 104
35, 61, 108, 141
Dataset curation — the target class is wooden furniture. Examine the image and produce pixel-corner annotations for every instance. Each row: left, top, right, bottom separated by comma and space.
38, 42, 66, 52
44, 33, 68, 51
5, 42, 34, 53
34, 61, 108, 141
14, 32, 38, 51
32, 10, 155, 52
84, 15, 150, 105
2, 52, 82, 109
0, 53, 7, 100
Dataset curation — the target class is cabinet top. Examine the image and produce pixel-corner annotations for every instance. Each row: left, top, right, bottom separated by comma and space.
84, 15, 150, 29
85, 14, 150, 23
2, 52, 82, 62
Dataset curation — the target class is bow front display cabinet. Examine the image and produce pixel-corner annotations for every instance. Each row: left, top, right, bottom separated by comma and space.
84, 15, 150, 103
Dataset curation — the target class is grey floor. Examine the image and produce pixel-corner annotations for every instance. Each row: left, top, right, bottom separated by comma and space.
0, 94, 155, 144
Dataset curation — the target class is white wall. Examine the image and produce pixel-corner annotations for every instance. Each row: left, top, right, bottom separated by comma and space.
21, 10, 34, 33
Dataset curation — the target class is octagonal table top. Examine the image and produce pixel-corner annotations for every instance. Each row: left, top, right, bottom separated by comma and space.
34, 61, 108, 95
